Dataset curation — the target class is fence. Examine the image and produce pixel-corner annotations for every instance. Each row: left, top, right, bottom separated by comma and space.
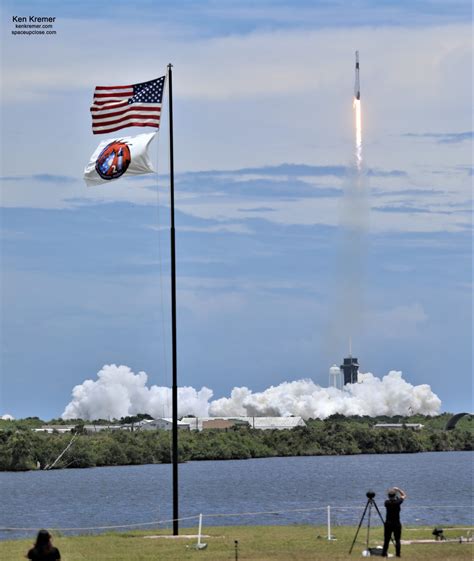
1, 504, 472, 540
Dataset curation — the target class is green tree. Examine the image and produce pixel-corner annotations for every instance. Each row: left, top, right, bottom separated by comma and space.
8, 431, 35, 470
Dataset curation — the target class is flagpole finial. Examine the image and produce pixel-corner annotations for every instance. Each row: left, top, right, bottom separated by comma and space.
168, 63, 173, 69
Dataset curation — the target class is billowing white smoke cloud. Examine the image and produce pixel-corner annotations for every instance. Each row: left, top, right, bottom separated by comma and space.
62, 364, 441, 420
1, 414, 15, 421
62, 364, 213, 420
209, 372, 441, 419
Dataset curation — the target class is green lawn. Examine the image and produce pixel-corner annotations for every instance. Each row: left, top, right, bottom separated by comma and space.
1, 525, 472, 560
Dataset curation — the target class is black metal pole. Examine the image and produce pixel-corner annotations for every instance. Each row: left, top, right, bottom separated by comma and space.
167, 63, 179, 536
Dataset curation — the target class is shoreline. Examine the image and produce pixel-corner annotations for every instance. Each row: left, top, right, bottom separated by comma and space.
1, 415, 471, 472
0, 447, 472, 474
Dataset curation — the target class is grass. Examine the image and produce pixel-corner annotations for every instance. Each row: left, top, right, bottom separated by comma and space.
1, 525, 472, 560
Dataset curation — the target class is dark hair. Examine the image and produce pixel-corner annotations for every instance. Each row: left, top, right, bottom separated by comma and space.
34, 529, 52, 553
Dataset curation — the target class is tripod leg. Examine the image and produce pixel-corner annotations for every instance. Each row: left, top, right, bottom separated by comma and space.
372, 499, 385, 524
349, 500, 370, 554
366, 502, 372, 551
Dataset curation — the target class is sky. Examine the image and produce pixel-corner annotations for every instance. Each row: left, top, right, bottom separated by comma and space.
0, 0, 472, 419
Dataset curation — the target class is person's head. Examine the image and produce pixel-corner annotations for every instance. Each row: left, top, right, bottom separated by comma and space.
34, 529, 52, 552
387, 488, 397, 499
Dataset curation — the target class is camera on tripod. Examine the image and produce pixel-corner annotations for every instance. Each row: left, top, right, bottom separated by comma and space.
349, 491, 390, 555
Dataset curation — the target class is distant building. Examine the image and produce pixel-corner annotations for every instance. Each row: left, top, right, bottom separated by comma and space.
373, 423, 424, 431
82, 419, 190, 432
83, 424, 123, 433
202, 418, 250, 430
34, 425, 76, 434
134, 418, 189, 431
180, 416, 306, 431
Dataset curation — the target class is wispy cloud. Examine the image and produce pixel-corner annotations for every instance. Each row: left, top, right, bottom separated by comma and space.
367, 169, 407, 178
238, 207, 276, 213
216, 164, 347, 177
1, 174, 78, 184
403, 131, 473, 144
177, 176, 342, 199
373, 205, 437, 214
372, 188, 443, 198
183, 163, 406, 179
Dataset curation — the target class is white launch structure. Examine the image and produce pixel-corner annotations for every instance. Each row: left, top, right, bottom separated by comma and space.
329, 364, 343, 390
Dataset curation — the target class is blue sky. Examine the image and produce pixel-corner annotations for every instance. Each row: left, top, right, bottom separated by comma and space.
0, 0, 472, 418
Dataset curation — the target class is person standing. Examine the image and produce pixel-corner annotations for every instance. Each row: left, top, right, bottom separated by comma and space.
26, 529, 61, 561
382, 486, 407, 558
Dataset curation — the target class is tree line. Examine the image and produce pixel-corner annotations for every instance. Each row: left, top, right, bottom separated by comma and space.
0, 414, 471, 471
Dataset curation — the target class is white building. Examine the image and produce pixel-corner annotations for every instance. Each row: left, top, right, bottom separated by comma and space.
135, 418, 189, 431
373, 423, 424, 431
180, 416, 306, 431
34, 425, 76, 434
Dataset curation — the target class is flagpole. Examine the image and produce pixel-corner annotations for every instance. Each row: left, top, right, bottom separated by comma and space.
167, 63, 179, 536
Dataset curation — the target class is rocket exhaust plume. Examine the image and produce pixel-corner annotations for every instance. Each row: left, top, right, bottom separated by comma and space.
321, 50, 368, 364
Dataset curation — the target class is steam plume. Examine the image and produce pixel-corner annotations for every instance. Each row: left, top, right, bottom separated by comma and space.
62, 364, 441, 420
62, 365, 212, 420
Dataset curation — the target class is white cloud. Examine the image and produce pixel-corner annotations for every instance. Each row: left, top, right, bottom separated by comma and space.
62, 364, 441, 420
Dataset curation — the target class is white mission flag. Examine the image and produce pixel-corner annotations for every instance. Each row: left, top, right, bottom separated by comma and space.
84, 132, 156, 186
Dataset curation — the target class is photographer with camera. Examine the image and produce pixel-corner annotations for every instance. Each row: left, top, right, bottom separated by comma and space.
382, 486, 407, 558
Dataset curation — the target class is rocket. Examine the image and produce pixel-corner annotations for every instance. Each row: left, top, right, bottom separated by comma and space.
354, 51, 360, 100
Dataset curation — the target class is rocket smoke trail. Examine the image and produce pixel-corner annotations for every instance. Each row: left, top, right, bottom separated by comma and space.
321, 51, 369, 365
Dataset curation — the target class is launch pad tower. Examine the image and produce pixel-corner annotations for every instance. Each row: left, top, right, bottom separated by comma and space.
341, 356, 359, 385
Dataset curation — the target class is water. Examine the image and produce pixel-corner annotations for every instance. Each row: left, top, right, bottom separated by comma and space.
0, 452, 472, 539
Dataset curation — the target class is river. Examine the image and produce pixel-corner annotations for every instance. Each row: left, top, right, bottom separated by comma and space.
1, 452, 472, 539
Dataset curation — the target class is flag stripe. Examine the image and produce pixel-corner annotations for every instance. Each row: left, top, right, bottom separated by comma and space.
93, 113, 161, 128
92, 104, 161, 113
93, 116, 161, 128
93, 110, 160, 123
94, 92, 132, 99
95, 85, 133, 91
91, 101, 130, 110
92, 122, 160, 134
92, 97, 131, 104
91, 102, 161, 115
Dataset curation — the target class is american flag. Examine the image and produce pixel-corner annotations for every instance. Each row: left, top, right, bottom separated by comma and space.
90, 76, 165, 134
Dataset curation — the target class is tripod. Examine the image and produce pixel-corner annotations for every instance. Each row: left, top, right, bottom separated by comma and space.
349, 495, 391, 555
